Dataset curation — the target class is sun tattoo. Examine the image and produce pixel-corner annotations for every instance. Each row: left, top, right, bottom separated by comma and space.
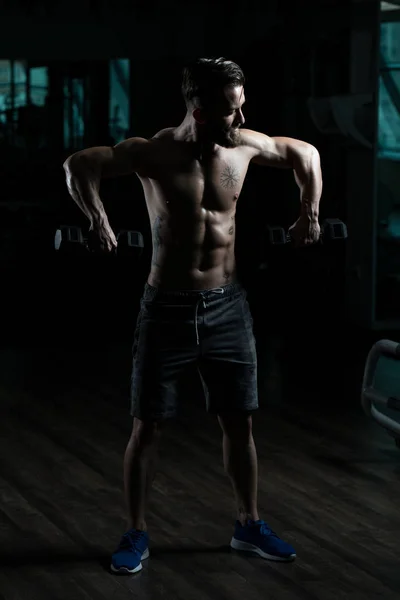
220, 163, 240, 189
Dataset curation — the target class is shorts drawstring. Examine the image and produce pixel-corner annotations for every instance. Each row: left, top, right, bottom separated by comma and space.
194, 288, 224, 345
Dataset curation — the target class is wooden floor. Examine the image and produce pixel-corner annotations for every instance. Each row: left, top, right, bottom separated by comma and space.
1, 326, 400, 600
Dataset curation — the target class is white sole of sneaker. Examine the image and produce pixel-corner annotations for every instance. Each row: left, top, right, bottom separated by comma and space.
110, 547, 150, 574
230, 538, 296, 562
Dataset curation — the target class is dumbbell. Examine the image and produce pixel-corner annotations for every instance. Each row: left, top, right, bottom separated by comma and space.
54, 225, 144, 259
266, 218, 348, 247
257, 218, 347, 273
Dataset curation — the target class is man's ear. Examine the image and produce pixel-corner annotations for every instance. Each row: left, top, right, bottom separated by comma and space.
193, 108, 206, 125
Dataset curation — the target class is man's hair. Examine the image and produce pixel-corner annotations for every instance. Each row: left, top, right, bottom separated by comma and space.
181, 57, 245, 110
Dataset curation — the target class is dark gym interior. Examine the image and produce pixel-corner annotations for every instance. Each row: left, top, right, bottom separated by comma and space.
1, 0, 400, 598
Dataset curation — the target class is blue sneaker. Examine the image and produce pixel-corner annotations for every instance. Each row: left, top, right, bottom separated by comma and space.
110, 528, 150, 574
230, 519, 296, 562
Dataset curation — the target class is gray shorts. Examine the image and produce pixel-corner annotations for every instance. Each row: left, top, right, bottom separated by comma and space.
130, 281, 258, 421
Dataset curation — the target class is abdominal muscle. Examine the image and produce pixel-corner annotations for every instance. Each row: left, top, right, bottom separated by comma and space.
146, 208, 238, 291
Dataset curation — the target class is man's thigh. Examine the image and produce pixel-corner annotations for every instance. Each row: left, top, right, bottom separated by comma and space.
130, 301, 198, 420
198, 289, 258, 414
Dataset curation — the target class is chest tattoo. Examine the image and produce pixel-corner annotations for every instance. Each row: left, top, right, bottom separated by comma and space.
220, 162, 240, 189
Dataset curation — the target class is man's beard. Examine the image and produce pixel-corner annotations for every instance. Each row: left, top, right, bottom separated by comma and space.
206, 125, 241, 148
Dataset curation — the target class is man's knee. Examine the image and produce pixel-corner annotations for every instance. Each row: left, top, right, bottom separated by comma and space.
131, 415, 165, 445
217, 411, 253, 439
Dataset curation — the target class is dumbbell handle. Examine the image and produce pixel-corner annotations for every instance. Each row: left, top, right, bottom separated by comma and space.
285, 232, 324, 244
87, 229, 139, 243
288, 219, 347, 243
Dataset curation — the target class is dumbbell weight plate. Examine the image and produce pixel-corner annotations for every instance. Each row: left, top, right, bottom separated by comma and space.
54, 225, 88, 254
116, 230, 144, 258
322, 219, 348, 241
265, 226, 287, 246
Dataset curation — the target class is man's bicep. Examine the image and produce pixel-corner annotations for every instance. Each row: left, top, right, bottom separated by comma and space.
273, 140, 322, 195
248, 131, 314, 169
104, 137, 149, 177
64, 137, 149, 178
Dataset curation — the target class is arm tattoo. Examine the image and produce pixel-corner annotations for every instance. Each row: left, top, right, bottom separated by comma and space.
220, 163, 240, 189
151, 215, 163, 267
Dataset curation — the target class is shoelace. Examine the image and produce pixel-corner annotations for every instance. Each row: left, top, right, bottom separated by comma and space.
253, 521, 279, 538
260, 523, 278, 538
119, 530, 144, 551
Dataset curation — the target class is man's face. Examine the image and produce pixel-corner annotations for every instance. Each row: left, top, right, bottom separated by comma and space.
196, 85, 246, 148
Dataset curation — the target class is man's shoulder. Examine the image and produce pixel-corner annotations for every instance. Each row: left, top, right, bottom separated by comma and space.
151, 127, 177, 140
239, 128, 269, 147
128, 128, 178, 161
238, 128, 272, 159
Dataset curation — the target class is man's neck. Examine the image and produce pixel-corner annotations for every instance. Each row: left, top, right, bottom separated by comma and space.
176, 117, 217, 152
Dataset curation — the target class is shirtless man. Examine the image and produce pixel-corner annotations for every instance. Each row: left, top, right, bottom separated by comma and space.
64, 57, 322, 575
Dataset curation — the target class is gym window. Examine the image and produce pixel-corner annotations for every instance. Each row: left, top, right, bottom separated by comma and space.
109, 59, 130, 144
0, 60, 48, 147
378, 20, 400, 160
63, 76, 85, 150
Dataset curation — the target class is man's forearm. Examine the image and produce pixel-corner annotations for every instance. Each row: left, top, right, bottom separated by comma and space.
295, 148, 323, 221
299, 179, 321, 222
64, 161, 108, 228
